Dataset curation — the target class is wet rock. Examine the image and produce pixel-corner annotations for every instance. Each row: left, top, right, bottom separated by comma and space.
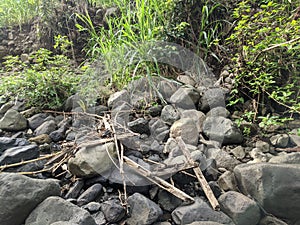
0, 137, 29, 154
270, 134, 289, 148
171, 197, 234, 225
77, 183, 103, 206
25, 196, 96, 225
0, 109, 27, 131
218, 171, 237, 191
107, 90, 130, 108
269, 152, 300, 164
0, 173, 60, 225
34, 120, 57, 136
234, 163, 300, 221
68, 142, 116, 178
170, 118, 199, 146
128, 118, 150, 134
101, 199, 126, 223
127, 193, 163, 225
170, 85, 200, 109
202, 116, 243, 145
161, 105, 180, 125
0, 144, 39, 166
218, 191, 261, 225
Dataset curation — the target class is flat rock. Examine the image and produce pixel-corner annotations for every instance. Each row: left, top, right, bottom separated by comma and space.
68, 142, 116, 178
234, 163, 300, 221
0, 109, 27, 131
202, 116, 243, 145
34, 120, 57, 136
0, 172, 60, 225
127, 193, 163, 225
0, 144, 39, 166
171, 197, 234, 225
25, 196, 96, 225
218, 191, 261, 225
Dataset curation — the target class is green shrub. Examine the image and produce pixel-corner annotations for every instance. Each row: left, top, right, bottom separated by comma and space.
228, 1, 300, 117
0, 48, 80, 110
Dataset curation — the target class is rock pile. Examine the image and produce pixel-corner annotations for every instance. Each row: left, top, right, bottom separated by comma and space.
0, 75, 300, 225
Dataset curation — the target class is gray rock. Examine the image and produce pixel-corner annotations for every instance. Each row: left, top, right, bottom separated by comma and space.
107, 90, 130, 108
170, 118, 199, 146
177, 74, 197, 86
68, 142, 116, 178
92, 211, 106, 225
218, 171, 237, 191
199, 88, 226, 112
170, 85, 200, 109
101, 199, 126, 223
249, 148, 268, 163
147, 105, 163, 117
0, 137, 29, 154
0, 109, 27, 131
0, 144, 39, 166
149, 118, 169, 142
180, 109, 206, 132
25, 196, 96, 225
157, 80, 180, 102
65, 179, 85, 199
206, 148, 240, 171
230, 146, 246, 160
63, 94, 83, 111
186, 222, 223, 225
269, 152, 300, 164
171, 197, 234, 225
50, 222, 78, 225
161, 105, 180, 125
202, 116, 243, 145
82, 202, 101, 212
49, 127, 66, 142
111, 102, 133, 129
218, 191, 261, 225
289, 134, 300, 146
28, 113, 50, 130
255, 141, 270, 153
127, 193, 163, 225
34, 119, 57, 136
157, 190, 182, 212
0, 102, 14, 115
234, 163, 300, 221
0, 173, 60, 225
270, 134, 289, 148
206, 107, 230, 118
128, 118, 150, 134
77, 183, 103, 206
258, 215, 288, 225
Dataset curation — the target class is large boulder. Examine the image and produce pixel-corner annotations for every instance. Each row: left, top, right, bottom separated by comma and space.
25, 196, 96, 225
0, 109, 27, 131
202, 116, 243, 145
0, 173, 60, 225
234, 163, 300, 221
68, 142, 117, 178
171, 197, 234, 225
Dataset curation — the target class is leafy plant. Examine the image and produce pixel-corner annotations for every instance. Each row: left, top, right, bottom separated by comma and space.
228, 1, 300, 117
0, 48, 80, 110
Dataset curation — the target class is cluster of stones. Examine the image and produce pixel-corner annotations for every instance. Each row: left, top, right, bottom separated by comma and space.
1, 74, 300, 225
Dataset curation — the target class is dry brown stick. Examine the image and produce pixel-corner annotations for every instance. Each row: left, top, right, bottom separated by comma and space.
123, 156, 194, 203
0, 152, 62, 171
176, 137, 220, 210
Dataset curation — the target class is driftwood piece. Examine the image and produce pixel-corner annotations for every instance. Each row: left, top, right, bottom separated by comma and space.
123, 156, 194, 203
176, 137, 220, 210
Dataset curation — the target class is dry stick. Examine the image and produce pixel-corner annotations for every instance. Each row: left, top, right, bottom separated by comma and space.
123, 156, 194, 203
176, 137, 220, 210
0, 152, 61, 171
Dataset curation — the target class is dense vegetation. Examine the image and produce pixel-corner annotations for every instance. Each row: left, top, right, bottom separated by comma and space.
0, 0, 299, 128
